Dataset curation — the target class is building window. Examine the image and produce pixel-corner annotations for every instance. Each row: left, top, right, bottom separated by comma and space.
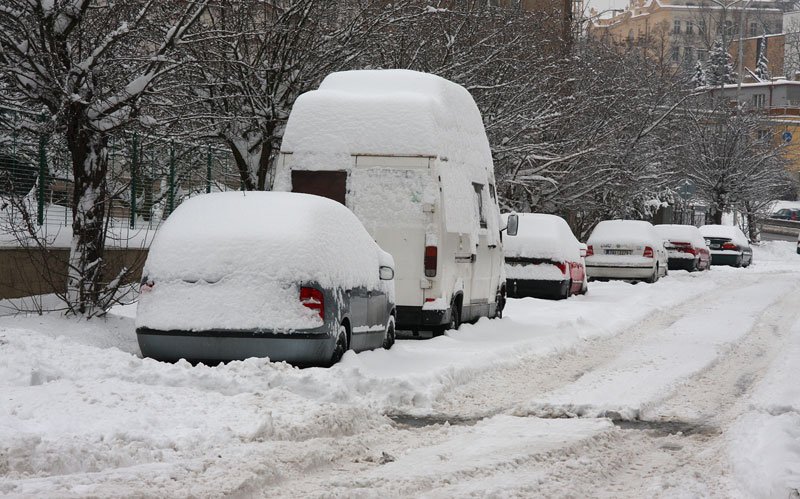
473, 183, 486, 229
753, 94, 766, 108
750, 22, 758, 36
698, 19, 706, 34
697, 49, 707, 61
757, 129, 772, 141
672, 45, 680, 61
684, 46, 694, 63
686, 20, 694, 34
674, 20, 681, 34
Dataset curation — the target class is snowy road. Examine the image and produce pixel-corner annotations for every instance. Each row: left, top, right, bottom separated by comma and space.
1, 242, 799, 497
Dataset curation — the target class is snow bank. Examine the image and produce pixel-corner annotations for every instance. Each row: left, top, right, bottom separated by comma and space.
503, 213, 580, 262
699, 224, 750, 247
653, 224, 707, 247
587, 220, 661, 247
137, 192, 381, 331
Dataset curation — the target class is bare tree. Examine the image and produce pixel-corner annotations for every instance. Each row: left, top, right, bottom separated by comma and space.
0, 0, 208, 315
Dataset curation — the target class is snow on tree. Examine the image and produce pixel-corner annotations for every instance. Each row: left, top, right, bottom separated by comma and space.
755, 33, 770, 81
692, 61, 707, 87
0, 0, 208, 315
705, 40, 737, 86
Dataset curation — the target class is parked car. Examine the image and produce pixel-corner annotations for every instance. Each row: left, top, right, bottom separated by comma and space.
770, 208, 800, 221
585, 220, 669, 283
136, 191, 397, 367
503, 213, 587, 299
699, 224, 753, 267
275, 69, 513, 334
654, 224, 711, 272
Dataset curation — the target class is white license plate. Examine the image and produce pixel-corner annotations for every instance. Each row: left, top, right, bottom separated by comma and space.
606, 249, 632, 255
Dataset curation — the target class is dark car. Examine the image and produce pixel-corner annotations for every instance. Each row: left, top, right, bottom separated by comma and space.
770, 208, 800, 221
136, 192, 396, 367
699, 224, 753, 267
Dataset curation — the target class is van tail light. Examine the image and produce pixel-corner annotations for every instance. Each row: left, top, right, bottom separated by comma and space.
300, 286, 324, 320
586, 245, 593, 257
643, 246, 654, 258
722, 242, 738, 251
424, 246, 438, 277
556, 262, 567, 275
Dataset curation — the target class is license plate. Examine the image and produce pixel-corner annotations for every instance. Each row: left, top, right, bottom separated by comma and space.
710, 244, 720, 249
606, 249, 632, 255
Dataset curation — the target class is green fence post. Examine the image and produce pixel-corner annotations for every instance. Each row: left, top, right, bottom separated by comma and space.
37, 113, 47, 226
206, 145, 212, 194
168, 141, 175, 215
130, 134, 138, 229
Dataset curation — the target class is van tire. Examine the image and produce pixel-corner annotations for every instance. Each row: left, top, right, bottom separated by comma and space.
382, 315, 395, 350
330, 324, 349, 366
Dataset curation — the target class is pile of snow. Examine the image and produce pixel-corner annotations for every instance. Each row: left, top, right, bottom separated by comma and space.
699, 224, 750, 247
653, 224, 707, 247
137, 192, 382, 331
502, 213, 580, 262
276, 69, 500, 245
587, 220, 661, 247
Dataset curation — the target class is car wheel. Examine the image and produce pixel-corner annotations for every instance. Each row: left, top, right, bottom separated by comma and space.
330, 324, 349, 366
382, 315, 395, 350
579, 279, 588, 295
690, 258, 699, 272
734, 255, 743, 268
559, 279, 572, 300
646, 264, 659, 284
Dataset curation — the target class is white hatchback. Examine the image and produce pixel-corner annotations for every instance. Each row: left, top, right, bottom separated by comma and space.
585, 220, 669, 283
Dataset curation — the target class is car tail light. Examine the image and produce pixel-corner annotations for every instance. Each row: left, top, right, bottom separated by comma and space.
300, 286, 324, 320
643, 246, 654, 258
673, 242, 697, 255
140, 276, 154, 293
586, 245, 593, 257
556, 262, 567, 274
424, 246, 437, 277
722, 242, 738, 251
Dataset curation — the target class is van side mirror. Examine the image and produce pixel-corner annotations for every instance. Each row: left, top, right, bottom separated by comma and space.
379, 266, 395, 280
505, 213, 519, 237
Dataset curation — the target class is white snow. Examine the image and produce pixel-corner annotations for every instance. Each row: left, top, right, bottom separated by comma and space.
136, 191, 383, 331
588, 219, 662, 248
1, 241, 799, 496
653, 224, 708, 248
502, 213, 581, 262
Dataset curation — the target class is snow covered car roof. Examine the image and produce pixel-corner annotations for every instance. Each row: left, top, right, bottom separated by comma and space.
699, 224, 750, 247
654, 224, 707, 248
502, 213, 580, 262
588, 220, 661, 247
143, 191, 382, 290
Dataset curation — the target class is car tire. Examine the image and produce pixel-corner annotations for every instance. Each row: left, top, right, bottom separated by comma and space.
690, 259, 699, 272
329, 324, 349, 366
382, 315, 395, 350
559, 279, 572, 300
579, 279, 588, 295
646, 264, 659, 284
734, 255, 743, 268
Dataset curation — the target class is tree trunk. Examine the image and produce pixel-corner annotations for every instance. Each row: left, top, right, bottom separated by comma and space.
227, 139, 257, 191
66, 124, 110, 315
712, 208, 723, 225
256, 139, 275, 191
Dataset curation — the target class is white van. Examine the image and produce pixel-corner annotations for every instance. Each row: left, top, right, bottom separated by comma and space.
275, 69, 515, 333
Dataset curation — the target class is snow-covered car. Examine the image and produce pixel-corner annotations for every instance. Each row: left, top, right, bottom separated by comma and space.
699, 224, 753, 267
503, 213, 587, 299
585, 220, 669, 283
654, 224, 711, 272
770, 208, 800, 221
136, 192, 397, 367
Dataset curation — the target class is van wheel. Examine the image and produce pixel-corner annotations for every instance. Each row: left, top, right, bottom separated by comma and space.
495, 289, 506, 319
449, 302, 462, 331
382, 316, 395, 350
330, 324, 349, 366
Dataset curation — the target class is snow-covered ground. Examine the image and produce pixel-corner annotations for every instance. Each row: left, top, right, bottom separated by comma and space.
1, 242, 799, 497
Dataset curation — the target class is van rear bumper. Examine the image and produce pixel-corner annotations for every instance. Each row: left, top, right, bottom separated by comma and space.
136, 327, 335, 366
396, 306, 451, 330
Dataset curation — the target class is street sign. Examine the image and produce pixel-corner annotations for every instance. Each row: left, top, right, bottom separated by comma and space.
783, 131, 792, 143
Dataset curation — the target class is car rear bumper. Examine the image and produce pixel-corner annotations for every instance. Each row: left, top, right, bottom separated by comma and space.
667, 257, 697, 270
396, 305, 451, 330
506, 278, 568, 299
136, 327, 335, 366
586, 264, 654, 280
709, 251, 742, 266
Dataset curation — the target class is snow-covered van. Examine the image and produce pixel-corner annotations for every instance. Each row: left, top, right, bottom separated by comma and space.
275, 70, 514, 333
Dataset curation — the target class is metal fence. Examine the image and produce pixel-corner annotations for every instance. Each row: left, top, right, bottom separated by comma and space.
0, 106, 241, 240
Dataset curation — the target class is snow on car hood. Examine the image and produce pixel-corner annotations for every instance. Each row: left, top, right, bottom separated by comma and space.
654, 224, 707, 247
502, 213, 580, 262
588, 220, 661, 247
